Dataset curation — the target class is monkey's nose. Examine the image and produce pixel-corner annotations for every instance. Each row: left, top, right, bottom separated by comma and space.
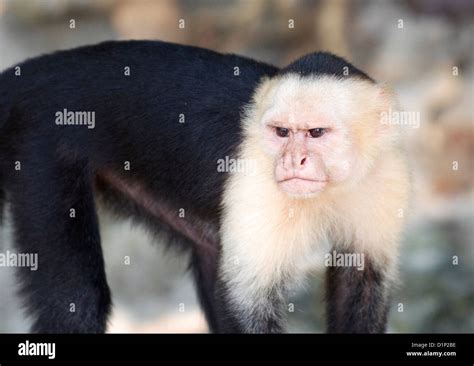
300, 157, 306, 166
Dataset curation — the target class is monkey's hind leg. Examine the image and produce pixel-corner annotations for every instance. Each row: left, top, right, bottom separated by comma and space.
11, 158, 111, 333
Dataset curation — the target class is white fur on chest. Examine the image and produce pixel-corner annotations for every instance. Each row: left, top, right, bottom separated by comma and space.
219, 149, 330, 304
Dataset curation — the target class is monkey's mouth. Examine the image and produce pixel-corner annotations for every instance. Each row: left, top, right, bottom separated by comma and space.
277, 177, 328, 195
278, 177, 328, 183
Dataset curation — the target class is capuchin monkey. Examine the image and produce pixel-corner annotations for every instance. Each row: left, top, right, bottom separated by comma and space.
0, 40, 410, 333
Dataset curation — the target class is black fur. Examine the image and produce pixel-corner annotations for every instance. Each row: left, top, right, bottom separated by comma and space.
0, 40, 385, 333
0, 40, 277, 333
279, 51, 374, 81
325, 254, 389, 333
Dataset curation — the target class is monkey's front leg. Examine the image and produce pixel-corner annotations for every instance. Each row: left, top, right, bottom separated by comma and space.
214, 254, 288, 333
325, 250, 393, 333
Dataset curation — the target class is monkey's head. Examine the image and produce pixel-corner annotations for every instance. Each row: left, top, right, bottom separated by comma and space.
251, 53, 398, 198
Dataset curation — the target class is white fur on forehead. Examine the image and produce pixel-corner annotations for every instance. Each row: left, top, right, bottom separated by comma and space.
258, 74, 383, 128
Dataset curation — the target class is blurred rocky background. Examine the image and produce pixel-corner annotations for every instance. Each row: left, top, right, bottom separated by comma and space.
0, 0, 473, 333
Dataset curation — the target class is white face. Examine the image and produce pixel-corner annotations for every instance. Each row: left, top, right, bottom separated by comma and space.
258, 75, 389, 198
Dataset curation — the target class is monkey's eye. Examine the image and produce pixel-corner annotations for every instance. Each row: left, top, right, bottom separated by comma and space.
276, 127, 289, 138
308, 128, 326, 138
